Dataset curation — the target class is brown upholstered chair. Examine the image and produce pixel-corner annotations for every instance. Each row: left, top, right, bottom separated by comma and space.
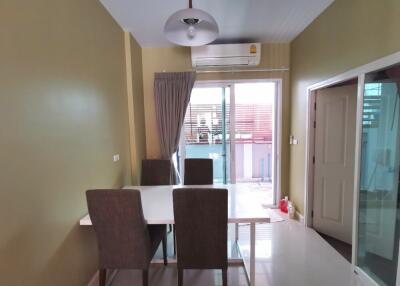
141, 159, 171, 186
173, 188, 228, 286
86, 189, 167, 286
141, 159, 174, 247
184, 158, 213, 185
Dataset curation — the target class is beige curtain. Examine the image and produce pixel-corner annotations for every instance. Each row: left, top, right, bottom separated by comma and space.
154, 71, 196, 183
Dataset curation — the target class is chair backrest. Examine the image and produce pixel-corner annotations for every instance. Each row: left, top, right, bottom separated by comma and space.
86, 189, 151, 269
184, 158, 213, 185
141, 159, 171, 186
173, 188, 228, 269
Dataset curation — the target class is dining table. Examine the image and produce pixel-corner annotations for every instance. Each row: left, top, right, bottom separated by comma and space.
80, 184, 271, 286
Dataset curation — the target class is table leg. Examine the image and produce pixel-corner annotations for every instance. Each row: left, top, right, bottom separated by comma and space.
250, 222, 256, 286
235, 223, 239, 241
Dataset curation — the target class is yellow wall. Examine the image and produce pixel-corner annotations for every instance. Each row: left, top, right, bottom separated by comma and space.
125, 33, 147, 184
0, 1, 133, 285
290, 0, 400, 214
142, 44, 291, 196
130, 36, 147, 184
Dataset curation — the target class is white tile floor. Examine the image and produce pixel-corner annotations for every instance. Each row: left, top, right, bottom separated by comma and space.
235, 182, 274, 206
99, 212, 368, 286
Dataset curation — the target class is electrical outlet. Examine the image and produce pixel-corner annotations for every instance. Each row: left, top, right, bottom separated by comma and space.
113, 154, 120, 162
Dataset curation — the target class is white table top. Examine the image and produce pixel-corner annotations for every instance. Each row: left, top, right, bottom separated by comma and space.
80, 184, 271, 225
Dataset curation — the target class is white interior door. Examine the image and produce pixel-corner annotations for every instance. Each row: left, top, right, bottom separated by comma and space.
313, 84, 357, 244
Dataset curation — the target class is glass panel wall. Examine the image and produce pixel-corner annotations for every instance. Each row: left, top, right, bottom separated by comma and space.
357, 63, 400, 286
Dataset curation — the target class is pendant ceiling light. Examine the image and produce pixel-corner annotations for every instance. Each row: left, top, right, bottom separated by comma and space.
164, 0, 219, 46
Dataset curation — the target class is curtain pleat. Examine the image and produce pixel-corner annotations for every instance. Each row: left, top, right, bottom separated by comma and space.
154, 71, 196, 183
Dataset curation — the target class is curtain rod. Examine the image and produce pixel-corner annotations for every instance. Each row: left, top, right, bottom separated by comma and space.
194, 67, 289, 74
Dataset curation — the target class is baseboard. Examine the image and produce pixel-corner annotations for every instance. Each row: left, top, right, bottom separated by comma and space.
87, 270, 118, 286
87, 271, 98, 286
295, 211, 305, 224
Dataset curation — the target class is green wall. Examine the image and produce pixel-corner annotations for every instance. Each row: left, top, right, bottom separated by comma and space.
290, 0, 400, 214
0, 0, 132, 284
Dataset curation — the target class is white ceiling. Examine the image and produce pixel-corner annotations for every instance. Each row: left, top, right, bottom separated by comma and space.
100, 0, 334, 48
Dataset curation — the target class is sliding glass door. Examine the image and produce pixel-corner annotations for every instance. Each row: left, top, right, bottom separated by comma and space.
357, 63, 400, 286
181, 86, 230, 183
179, 80, 279, 205
233, 83, 276, 205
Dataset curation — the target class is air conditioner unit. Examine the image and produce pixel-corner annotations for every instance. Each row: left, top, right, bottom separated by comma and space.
191, 43, 261, 68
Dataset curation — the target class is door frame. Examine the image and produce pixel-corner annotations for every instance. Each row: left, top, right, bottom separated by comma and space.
303, 51, 400, 283
183, 78, 283, 206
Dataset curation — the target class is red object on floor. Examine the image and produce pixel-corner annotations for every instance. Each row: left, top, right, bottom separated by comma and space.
279, 199, 288, 213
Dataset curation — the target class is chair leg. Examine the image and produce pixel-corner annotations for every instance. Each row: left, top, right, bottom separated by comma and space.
99, 269, 106, 286
162, 231, 168, 265
173, 227, 176, 255
222, 268, 227, 286
142, 269, 148, 286
178, 268, 183, 286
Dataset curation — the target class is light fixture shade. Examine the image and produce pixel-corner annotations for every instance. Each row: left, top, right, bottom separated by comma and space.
164, 8, 219, 46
